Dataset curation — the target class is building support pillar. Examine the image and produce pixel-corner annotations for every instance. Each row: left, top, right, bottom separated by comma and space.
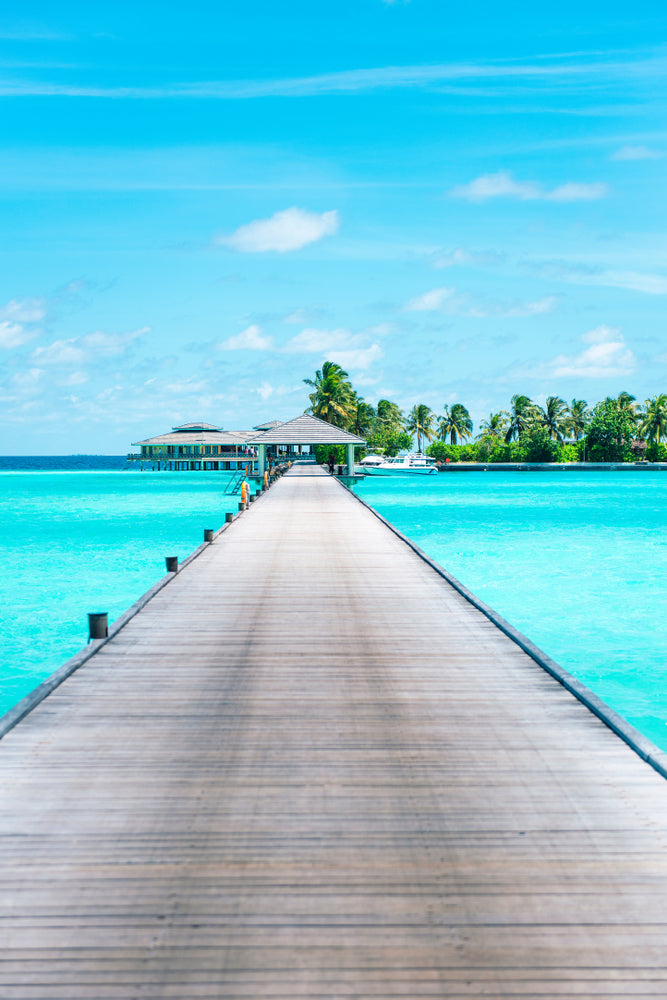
258, 444, 267, 478
346, 443, 355, 477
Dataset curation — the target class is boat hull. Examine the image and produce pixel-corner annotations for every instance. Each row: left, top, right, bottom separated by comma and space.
359, 465, 438, 476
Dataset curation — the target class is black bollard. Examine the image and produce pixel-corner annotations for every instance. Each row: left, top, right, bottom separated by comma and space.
165, 555, 178, 573
238, 501, 245, 512
204, 529, 214, 542
88, 612, 108, 641
225, 512, 234, 523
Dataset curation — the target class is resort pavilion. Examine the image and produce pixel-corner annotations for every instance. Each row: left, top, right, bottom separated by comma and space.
250, 413, 365, 477
130, 415, 365, 475
130, 422, 258, 471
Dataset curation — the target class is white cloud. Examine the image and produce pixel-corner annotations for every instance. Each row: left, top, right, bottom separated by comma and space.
404, 287, 455, 311
0, 321, 31, 348
254, 381, 298, 401
611, 145, 662, 161
0, 296, 47, 349
217, 207, 339, 253
31, 326, 148, 366
218, 324, 273, 351
329, 344, 384, 370
11, 368, 43, 388
450, 170, 608, 203
0, 297, 47, 323
548, 325, 636, 378
282, 326, 383, 370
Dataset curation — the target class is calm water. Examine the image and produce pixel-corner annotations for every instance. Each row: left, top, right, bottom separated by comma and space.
2, 463, 667, 755
353, 470, 667, 751
0, 462, 236, 715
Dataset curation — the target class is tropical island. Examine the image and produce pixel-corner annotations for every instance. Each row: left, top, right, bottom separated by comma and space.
305, 361, 667, 465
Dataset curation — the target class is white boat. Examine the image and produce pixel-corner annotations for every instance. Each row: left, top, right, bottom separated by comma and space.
358, 452, 439, 475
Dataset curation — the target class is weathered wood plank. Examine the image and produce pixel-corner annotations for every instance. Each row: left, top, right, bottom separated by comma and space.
2, 465, 667, 997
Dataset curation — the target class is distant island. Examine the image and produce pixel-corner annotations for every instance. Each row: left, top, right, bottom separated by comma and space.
305, 361, 667, 465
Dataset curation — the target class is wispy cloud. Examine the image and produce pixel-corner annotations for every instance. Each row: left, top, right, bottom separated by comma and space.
0, 23, 71, 41
534, 259, 667, 295
403, 286, 557, 318
217, 207, 339, 253
404, 287, 454, 311
0, 297, 47, 323
535, 325, 636, 379
460, 295, 557, 319
451, 170, 608, 203
283, 307, 325, 325
611, 144, 663, 160
433, 247, 506, 269
31, 326, 149, 366
0, 296, 47, 348
1, 49, 664, 99
217, 324, 273, 351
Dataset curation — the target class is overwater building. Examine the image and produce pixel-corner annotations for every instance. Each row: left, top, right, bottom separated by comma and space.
130, 415, 365, 474
130, 422, 258, 471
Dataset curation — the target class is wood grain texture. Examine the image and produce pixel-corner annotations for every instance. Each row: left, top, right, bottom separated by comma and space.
2, 465, 667, 998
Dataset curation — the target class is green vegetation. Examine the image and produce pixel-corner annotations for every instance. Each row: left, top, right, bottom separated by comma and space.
303, 360, 667, 464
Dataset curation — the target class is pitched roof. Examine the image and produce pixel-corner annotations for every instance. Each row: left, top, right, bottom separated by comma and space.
253, 419, 284, 431
172, 422, 221, 431
132, 429, 252, 446
249, 413, 365, 445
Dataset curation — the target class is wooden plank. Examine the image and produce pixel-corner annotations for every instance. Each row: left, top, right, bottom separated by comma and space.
1, 465, 667, 997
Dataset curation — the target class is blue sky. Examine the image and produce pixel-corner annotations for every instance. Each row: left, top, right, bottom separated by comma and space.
1, 1, 666, 452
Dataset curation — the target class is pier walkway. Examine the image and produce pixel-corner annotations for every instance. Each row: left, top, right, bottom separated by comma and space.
2, 466, 667, 997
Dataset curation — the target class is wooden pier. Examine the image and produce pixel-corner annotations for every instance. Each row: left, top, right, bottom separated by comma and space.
2, 465, 667, 997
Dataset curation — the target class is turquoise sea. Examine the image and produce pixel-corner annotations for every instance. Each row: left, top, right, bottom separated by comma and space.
1, 462, 667, 755
353, 470, 667, 751
0, 461, 236, 716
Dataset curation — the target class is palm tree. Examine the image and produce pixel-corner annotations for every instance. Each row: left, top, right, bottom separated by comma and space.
303, 361, 355, 427
640, 394, 667, 444
616, 391, 639, 427
405, 404, 435, 453
566, 399, 591, 442
537, 395, 568, 442
438, 403, 473, 444
504, 394, 535, 443
351, 397, 375, 437
375, 399, 404, 435
477, 411, 508, 440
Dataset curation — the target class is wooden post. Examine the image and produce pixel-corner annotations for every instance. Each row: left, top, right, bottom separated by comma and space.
165, 556, 178, 573
87, 612, 108, 641
204, 529, 214, 542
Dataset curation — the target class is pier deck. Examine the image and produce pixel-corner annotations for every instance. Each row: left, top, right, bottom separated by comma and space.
2, 466, 667, 997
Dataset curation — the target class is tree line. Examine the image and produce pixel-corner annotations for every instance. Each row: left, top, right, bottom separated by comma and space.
304, 361, 667, 463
